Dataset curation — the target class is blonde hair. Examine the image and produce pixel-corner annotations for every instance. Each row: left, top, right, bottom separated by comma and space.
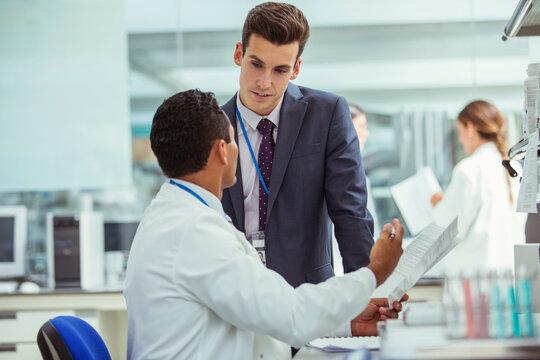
457, 100, 512, 204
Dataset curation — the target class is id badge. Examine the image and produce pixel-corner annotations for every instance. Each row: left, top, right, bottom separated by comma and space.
251, 231, 266, 265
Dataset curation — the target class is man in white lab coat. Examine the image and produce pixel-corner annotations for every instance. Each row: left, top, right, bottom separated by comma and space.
124, 89, 405, 360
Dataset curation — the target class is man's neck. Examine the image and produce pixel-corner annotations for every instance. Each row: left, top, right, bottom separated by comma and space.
238, 93, 276, 117
178, 172, 223, 200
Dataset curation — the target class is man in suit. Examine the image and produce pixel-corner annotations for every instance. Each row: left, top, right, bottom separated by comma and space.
221, 2, 374, 288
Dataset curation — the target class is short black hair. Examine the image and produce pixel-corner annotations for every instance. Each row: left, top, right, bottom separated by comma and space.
150, 89, 231, 178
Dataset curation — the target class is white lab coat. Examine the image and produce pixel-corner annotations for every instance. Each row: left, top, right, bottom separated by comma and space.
432, 142, 526, 275
124, 180, 376, 360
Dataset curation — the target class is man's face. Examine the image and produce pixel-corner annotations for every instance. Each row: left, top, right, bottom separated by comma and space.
223, 124, 238, 188
234, 34, 302, 116
352, 113, 369, 152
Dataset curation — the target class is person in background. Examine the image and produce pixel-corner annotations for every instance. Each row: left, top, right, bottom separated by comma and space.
221, 2, 375, 289
124, 89, 406, 360
349, 103, 380, 234
430, 100, 526, 274
349, 104, 370, 152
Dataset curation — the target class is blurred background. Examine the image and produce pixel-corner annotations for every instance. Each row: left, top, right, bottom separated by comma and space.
0, 0, 537, 281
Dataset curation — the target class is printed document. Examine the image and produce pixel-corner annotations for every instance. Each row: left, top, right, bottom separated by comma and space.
517, 131, 539, 213
307, 336, 380, 352
373, 218, 459, 308
390, 167, 442, 235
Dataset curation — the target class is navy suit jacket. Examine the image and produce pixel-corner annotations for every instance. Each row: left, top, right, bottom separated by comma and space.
221, 83, 374, 288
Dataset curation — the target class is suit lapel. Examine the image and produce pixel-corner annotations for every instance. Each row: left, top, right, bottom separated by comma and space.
222, 95, 245, 230
267, 84, 307, 219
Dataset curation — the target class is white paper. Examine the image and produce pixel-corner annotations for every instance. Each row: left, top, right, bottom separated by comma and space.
537, 70, 540, 132
523, 92, 529, 138
390, 167, 442, 235
517, 132, 539, 213
306, 336, 380, 352
373, 218, 459, 308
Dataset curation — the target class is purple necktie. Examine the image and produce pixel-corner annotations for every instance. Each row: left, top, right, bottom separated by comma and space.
257, 118, 275, 231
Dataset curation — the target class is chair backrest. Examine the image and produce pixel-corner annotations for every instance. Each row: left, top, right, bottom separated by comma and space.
37, 316, 112, 360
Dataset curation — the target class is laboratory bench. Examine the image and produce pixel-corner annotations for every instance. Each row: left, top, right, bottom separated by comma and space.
0, 289, 127, 359
0, 282, 443, 360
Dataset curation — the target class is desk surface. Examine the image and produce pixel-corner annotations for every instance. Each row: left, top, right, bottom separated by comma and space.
0, 290, 126, 311
0, 284, 444, 360
295, 346, 347, 360
0, 282, 442, 312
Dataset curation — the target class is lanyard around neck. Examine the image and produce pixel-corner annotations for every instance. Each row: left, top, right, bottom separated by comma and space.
169, 179, 209, 207
235, 106, 270, 196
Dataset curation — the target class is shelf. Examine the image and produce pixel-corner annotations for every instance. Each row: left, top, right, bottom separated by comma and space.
503, 0, 540, 39
508, 130, 540, 160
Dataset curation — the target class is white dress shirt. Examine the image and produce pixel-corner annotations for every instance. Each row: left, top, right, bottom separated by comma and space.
124, 180, 376, 360
236, 94, 282, 239
432, 142, 526, 274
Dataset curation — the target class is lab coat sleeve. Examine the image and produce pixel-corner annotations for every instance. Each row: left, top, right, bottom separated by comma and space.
174, 212, 376, 348
432, 162, 480, 237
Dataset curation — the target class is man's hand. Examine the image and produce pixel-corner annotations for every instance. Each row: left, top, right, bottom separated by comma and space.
350, 295, 409, 336
430, 192, 443, 207
366, 219, 403, 286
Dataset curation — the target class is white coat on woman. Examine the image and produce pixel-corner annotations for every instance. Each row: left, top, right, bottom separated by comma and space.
433, 142, 526, 275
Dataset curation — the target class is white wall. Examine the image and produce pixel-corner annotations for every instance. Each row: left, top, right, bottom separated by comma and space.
0, 0, 132, 192
125, 0, 534, 119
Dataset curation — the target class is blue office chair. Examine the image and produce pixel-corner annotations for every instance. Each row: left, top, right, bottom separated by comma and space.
37, 316, 111, 360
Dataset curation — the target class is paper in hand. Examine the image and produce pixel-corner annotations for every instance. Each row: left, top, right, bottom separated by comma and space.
373, 217, 459, 308
390, 167, 442, 235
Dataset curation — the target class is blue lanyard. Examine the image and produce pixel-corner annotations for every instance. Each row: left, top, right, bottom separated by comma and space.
169, 179, 209, 207
235, 106, 270, 196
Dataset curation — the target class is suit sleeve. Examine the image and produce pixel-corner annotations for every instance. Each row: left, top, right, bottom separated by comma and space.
324, 96, 375, 272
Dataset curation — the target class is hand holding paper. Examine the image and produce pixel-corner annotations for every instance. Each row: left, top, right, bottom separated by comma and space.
390, 167, 442, 235
345, 219, 405, 337
350, 294, 409, 336
366, 219, 404, 287
373, 217, 460, 308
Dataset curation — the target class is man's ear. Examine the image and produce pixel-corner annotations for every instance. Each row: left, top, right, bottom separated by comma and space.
215, 139, 228, 165
290, 57, 302, 80
234, 42, 243, 66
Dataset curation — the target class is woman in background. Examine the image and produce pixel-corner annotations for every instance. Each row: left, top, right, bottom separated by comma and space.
430, 100, 526, 274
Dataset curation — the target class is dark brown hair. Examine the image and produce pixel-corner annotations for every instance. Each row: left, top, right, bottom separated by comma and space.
458, 100, 512, 203
242, 2, 310, 61
150, 89, 231, 178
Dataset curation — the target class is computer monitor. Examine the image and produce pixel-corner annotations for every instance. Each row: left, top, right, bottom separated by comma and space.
0, 206, 27, 279
104, 221, 138, 252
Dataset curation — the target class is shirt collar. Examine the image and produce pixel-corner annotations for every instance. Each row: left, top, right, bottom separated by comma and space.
168, 179, 225, 217
235, 92, 283, 131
